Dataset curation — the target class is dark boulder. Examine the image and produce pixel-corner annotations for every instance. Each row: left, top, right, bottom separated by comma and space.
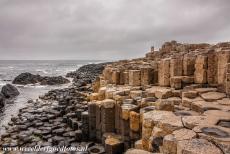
12, 72, 42, 85
0, 92, 5, 108
13, 72, 70, 85
40, 76, 70, 85
66, 62, 110, 86
1, 84, 20, 98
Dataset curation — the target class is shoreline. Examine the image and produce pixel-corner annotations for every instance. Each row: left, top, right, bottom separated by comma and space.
0, 41, 230, 154
0, 62, 108, 153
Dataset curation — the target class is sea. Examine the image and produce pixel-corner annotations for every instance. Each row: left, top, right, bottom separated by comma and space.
0, 60, 103, 134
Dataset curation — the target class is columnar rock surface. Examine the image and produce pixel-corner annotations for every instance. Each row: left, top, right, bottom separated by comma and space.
1, 41, 230, 154
89, 41, 230, 153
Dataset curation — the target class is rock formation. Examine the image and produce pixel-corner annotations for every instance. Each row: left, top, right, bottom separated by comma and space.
0, 41, 229, 154
88, 41, 230, 153
0, 84, 19, 110
13, 72, 70, 85
1, 84, 19, 99
0, 92, 5, 109
66, 62, 110, 87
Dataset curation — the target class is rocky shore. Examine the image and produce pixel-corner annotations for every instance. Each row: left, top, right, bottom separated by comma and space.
13, 72, 70, 85
0, 84, 20, 109
0, 41, 230, 154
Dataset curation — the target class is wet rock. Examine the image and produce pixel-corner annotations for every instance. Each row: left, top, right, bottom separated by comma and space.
52, 128, 65, 136
0, 92, 5, 108
218, 120, 230, 128
40, 76, 70, 85
13, 72, 42, 85
174, 110, 200, 116
66, 63, 110, 87
193, 125, 230, 153
52, 136, 65, 145
200, 127, 229, 138
1, 84, 19, 98
13, 72, 69, 85
75, 130, 83, 141
88, 144, 105, 154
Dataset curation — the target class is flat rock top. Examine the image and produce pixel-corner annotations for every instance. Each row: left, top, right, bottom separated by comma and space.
105, 137, 122, 145
203, 110, 230, 120
125, 149, 155, 154
172, 128, 196, 141
102, 99, 115, 108
182, 116, 219, 129
143, 110, 174, 122
146, 86, 171, 93
193, 125, 230, 138
195, 88, 217, 94
143, 110, 183, 132
177, 139, 223, 154
217, 98, 230, 106
200, 92, 226, 101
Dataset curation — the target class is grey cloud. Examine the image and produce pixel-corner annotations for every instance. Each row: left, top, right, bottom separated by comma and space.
0, 0, 230, 60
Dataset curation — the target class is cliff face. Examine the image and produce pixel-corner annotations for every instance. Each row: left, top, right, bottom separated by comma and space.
89, 41, 230, 153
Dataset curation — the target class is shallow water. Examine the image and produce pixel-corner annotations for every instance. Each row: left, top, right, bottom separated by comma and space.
0, 83, 71, 134
0, 60, 103, 134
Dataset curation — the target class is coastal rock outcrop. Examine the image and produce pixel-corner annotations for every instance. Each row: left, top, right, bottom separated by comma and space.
40, 76, 70, 85
66, 63, 110, 86
1, 84, 19, 98
1, 41, 230, 154
12, 72, 70, 85
0, 92, 5, 108
87, 41, 230, 153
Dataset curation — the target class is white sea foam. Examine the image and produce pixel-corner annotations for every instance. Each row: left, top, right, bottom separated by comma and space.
7, 66, 14, 69
36, 69, 49, 74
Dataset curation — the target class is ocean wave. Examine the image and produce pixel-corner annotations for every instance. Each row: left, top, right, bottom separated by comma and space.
8, 66, 14, 69
35, 69, 49, 74
21, 83, 47, 88
0, 82, 6, 86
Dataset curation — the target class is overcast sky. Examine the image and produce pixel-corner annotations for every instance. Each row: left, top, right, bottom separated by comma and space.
0, 0, 229, 60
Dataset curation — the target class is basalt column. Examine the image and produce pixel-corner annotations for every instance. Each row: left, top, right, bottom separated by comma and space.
140, 67, 154, 86
170, 57, 183, 89
217, 51, 230, 91
207, 50, 218, 85
103, 67, 113, 84
226, 63, 230, 95
88, 101, 97, 140
95, 101, 102, 142
194, 55, 208, 84
129, 111, 141, 147
120, 103, 139, 150
159, 58, 171, 87
129, 70, 141, 86
183, 54, 196, 76
112, 70, 120, 85
101, 99, 116, 134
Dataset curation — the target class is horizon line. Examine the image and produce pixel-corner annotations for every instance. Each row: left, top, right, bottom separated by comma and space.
0, 59, 113, 61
